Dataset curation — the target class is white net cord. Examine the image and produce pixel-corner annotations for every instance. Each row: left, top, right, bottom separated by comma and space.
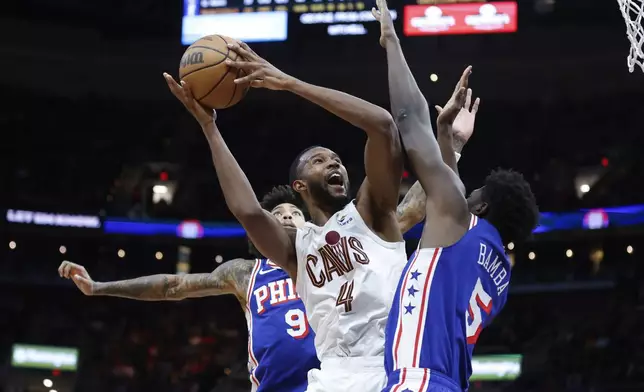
618, 0, 644, 72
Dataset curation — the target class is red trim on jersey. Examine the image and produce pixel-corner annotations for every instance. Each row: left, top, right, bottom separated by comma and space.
392, 250, 421, 367
245, 259, 262, 388
411, 248, 440, 367
391, 367, 408, 392
469, 214, 478, 229
418, 368, 429, 392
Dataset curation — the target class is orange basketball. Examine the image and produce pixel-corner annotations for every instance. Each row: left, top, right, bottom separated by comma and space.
179, 35, 250, 110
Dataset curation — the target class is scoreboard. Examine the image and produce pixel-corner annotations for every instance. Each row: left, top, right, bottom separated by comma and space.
181, 0, 516, 44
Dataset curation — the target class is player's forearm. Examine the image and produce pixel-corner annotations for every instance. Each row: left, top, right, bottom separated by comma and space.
201, 123, 264, 220
383, 36, 433, 134
93, 275, 182, 300
287, 78, 395, 137
437, 124, 466, 195
438, 125, 458, 176
384, 37, 444, 189
202, 125, 296, 270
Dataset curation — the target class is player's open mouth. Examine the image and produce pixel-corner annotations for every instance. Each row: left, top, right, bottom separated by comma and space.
326, 172, 344, 187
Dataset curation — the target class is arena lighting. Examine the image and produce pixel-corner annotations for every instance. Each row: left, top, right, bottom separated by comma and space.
590, 249, 604, 263
9, 241, 16, 250
43, 379, 53, 387
566, 249, 573, 258
627, 245, 634, 254
430, 73, 438, 82
155, 252, 163, 260
151, 182, 176, 205
580, 184, 590, 193
50, 389, 57, 392
215, 255, 223, 264
117, 249, 126, 258
507, 242, 515, 250
59, 246, 67, 255
152, 185, 168, 194
528, 251, 536, 260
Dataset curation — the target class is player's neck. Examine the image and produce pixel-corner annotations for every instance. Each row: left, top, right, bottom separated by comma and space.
306, 202, 341, 226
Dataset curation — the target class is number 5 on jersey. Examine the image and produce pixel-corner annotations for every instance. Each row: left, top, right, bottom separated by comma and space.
465, 278, 493, 344
336, 280, 355, 312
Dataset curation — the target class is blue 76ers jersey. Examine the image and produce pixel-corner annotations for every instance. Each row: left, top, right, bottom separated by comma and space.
244, 259, 320, 392
384, 215, 511, 391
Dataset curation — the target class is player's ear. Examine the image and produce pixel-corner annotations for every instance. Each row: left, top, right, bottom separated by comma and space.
473, 202, 488, 216
292, 179, 307, 193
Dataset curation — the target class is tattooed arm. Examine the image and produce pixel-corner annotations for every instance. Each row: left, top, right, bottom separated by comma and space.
58, 259, 255, 303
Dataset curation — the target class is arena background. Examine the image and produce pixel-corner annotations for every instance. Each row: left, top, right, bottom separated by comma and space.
3, 0, 644, 390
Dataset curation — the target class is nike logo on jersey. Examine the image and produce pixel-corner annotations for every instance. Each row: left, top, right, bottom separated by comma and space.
258, 268, 279, 275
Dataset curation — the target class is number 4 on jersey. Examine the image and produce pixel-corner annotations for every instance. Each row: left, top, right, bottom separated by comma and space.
465, 278, 493, 344
336, 280, 355, 312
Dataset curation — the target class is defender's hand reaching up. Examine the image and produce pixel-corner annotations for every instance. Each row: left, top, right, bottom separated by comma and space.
372, 0, 396, 47
163, 73, 216, 128
436, 70, 480, 149
436, 66, 472, 126
226, 42, 295, 90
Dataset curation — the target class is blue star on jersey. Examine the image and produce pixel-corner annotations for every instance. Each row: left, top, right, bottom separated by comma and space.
384, 216, 512, 392
407, 286, 419, 297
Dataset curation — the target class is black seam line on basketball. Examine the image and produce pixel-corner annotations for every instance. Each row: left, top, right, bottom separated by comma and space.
188, 45, 228, 57
180, 46, 229, 80
195, 35, 235, 102
223, 68, 242, 109
218, 35, 231, 59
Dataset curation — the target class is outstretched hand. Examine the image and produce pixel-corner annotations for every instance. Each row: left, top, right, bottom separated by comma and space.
372, 0, 396, 47
436, 66, 472, 126
163, 73, 216, 128
435, 70, 480, 147
58, 261, 95, 296
225, 41, 294, 90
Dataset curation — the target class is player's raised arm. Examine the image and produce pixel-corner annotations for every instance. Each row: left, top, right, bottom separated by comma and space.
163, 73, 298, 277
396, 85, 480, 233
57, 259, 254, 302
226, 43, 403, 221
374, 0, 470, 244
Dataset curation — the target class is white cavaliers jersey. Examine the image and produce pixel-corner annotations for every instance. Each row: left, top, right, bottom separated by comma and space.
295, 201, 407, 359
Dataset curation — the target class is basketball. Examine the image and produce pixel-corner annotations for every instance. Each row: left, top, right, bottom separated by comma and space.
179, 35, 250, 110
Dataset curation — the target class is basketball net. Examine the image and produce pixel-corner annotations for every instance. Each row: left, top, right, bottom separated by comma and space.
618, 0, 644, 72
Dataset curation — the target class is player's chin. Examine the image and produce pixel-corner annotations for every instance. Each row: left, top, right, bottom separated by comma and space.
326, 184, 348, 198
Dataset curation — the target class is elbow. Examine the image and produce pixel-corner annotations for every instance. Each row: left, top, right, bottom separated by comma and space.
371, 110, 398, 139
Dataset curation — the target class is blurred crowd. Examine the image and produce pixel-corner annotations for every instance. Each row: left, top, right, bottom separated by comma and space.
6, 86, 644, 222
